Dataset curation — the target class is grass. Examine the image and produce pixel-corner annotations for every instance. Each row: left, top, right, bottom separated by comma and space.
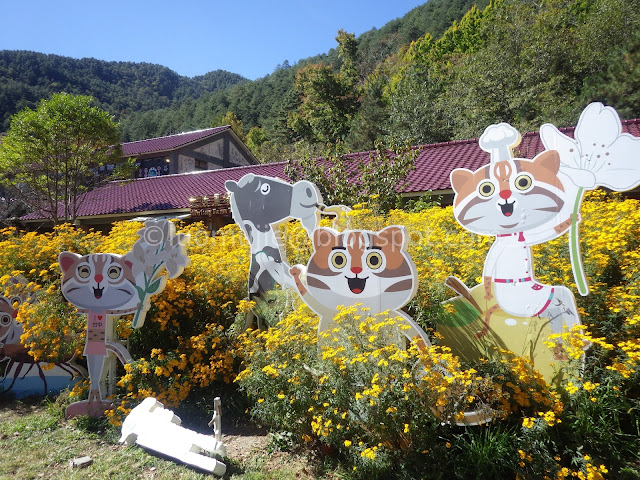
0, 394, 340, 480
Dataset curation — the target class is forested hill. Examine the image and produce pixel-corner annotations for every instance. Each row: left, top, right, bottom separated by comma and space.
0, 50, 248, 131
0, 0, 487, 142
120, 0, 640, 160
118, 0, 488, 142
4, 0, 639, 162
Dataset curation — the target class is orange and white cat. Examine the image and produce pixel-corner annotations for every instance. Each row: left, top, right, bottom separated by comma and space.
450, 123, 584, 337
290, 226, 431, 350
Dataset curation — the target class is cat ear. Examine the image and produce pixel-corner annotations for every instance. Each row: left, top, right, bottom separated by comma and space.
450, 168, 475, 193
377, 226, 406, 250
59, 252, 81, 273
224, 180, 239, 193
313, 227, 336, 248
533, 149, 561, 174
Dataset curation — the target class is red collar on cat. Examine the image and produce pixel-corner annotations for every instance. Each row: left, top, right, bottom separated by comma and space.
497, 232, 525, 242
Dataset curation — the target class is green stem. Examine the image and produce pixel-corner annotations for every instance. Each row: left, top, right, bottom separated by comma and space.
131, 262, 164, 329
132, 305, 143, 329
569, 187, 588, 296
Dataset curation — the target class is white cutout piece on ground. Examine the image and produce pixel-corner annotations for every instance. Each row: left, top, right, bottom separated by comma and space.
119, 397, 226, 476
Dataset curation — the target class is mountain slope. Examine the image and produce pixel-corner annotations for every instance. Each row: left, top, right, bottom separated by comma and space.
0, 50, 247, 131
118, 0, 488, 141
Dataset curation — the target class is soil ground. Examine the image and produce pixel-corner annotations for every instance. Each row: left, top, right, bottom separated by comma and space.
0, 395, 339, 480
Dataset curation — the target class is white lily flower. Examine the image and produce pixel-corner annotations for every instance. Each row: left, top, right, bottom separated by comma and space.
540, 102, 640, 191
127, 219, 190, 328
539, 103, 640, 296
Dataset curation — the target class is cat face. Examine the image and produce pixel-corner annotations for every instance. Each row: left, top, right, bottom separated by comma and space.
305, 226, 416, 313
0, 297, 18, 344
59, 252, 137, 312
450, 150, 566, 235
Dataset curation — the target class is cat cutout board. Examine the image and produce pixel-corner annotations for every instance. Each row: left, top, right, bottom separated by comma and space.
290, 225, 432, 351
225, 174, 348, 329
441, 103, 640, 384
0, 275, 83, 397
120, 397, 226, 476
59, 219, 190, 418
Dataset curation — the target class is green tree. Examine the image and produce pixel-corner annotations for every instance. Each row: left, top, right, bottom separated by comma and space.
214, 110, 246, 141
245, 126, 267, 155
0, 93, 124, 224
285, 142, 416, 213
289, 30, 362, 145
347, 70, 390, 150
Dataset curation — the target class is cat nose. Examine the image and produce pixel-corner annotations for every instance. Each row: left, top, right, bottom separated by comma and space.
499, 189, 512, 199
94, 274, 103, 283
351, 267, 362, 274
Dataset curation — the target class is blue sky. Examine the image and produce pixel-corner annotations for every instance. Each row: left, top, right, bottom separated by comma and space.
0, 1, 426, 80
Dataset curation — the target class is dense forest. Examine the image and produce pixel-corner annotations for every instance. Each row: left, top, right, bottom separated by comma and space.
119, 0, 640, 160
2, 0, 640, 163
117, 0, 490, 144
0, 51, 248, 131
0, 0, 485, 143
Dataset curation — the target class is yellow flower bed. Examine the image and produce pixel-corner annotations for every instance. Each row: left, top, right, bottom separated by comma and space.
4, 221, 248, 424
237, 192, 640, 478
2, 191, 639, 478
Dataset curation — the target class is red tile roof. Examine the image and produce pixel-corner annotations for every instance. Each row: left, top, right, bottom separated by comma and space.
403, 118, 640, 194
121, 126, 230, 157
21, 118, 640, 221
22, 164, 288, 220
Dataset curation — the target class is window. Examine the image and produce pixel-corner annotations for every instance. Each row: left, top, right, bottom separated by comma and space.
135, 157, 170, 178
195, 159, 207, 170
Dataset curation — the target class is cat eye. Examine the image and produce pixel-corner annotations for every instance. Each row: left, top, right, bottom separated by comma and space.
108, 266, 122, 279
478, 181, 495, 197
515, 174, 533, 191
77, 265, 91, 279
0, 313, 11, 326
260, 183, 271, 195
331, 251, 348, 269
366, 252, 383, 270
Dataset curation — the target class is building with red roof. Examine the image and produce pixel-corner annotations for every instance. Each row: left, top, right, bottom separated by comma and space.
123, 126, 258, 178
20, 118, 640, 230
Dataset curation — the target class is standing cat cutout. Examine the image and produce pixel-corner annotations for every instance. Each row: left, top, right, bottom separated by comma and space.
60, 253, 137, 416
290, 225, 431, 350
59, 219, 189, 418
442, 123, 588, 381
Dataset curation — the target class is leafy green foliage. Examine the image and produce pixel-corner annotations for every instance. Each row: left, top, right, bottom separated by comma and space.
285, 142, 416, 213
0, 50, 247, 133
388, 0, 640, 142
289, 31, 362, 145
115, 0, 485, 146
0, 93, 124, 223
